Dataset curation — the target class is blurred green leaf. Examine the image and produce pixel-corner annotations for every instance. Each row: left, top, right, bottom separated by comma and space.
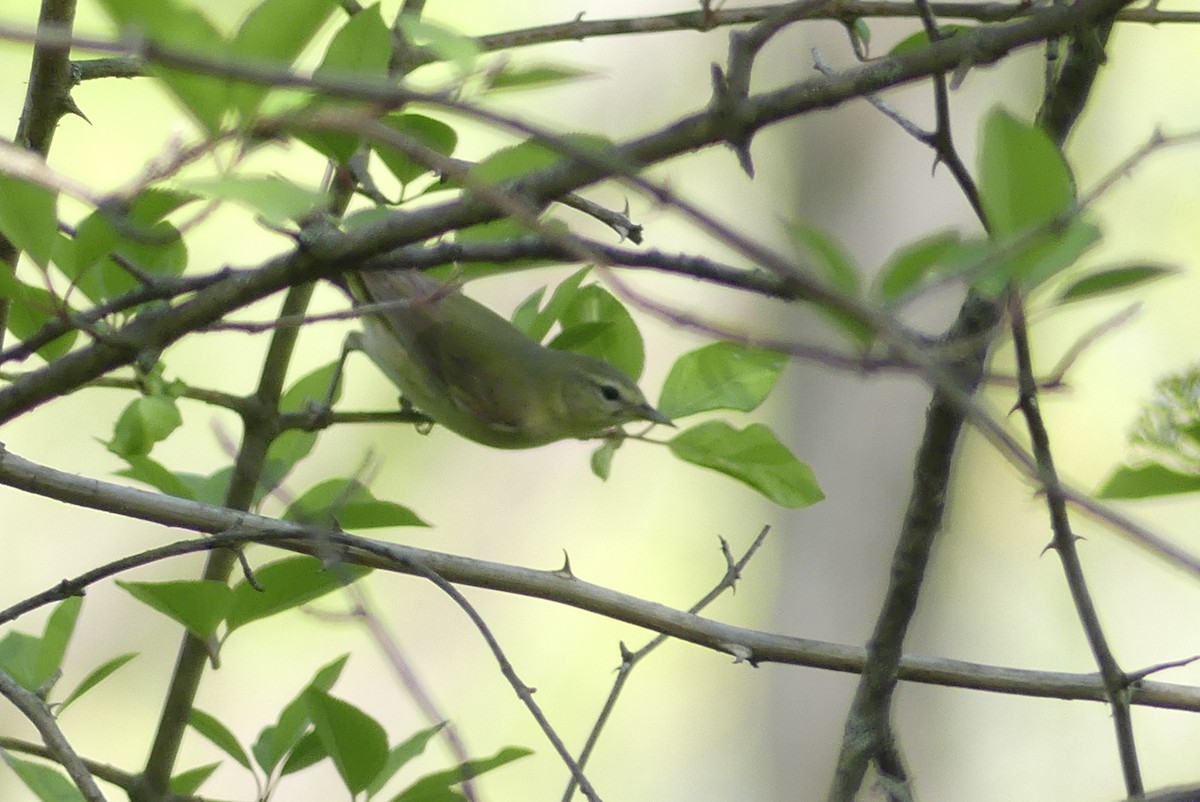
971, 219, 1099, 296
668, 422, 824, 508
0, 271, 77, 361
0, 174, 57, 267
486, 63, 593, 92
283, 479, 428, 530
306, 689, 389, 795
67, 191, 191, 303
254, 655, 349, 774
170, 762, 220, 797
376, 114, 459, 187
37, 597, 82, 687
228, 0, 338, 118
107, 395, 182, 457
511, 267, 590, 342
57, 653, 137, 714
190, 709, 252, 769
318, 3, 391, 80
95, 0, 230, 133
279, 729, 327, 776
1099, 463, 1200, 500
889, 25, 972, 56
117, 455, 197, 500
874, 231, 962, 303
786, 222, 872, 344
0, 633, 43, 691
590, 439, 618, 481
366, 724, 446, 798
176, 175, 328, 228
395, 16, 480, 74
2, 753, 85, 802
469, 135, 611, 185
979, 108, 1075, 238
391, 747, 532, 802
550, 284, 644, 379
117, 579, 233, 640
657, 342, 786, 419
1056, 264, 1178, 304
227, 556, 372, 632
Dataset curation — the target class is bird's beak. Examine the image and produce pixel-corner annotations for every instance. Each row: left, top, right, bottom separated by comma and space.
639, 404, 675, 428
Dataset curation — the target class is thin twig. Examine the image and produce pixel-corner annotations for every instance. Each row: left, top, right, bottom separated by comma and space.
0, 669, 109, 802
400, 556, 604, 802
562, 528, 771, 802
1008, 292, 1143, 795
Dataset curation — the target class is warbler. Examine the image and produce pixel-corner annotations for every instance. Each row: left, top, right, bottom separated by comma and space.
344, 269, 672, 449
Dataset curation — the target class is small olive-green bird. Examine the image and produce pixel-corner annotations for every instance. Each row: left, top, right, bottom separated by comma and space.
345, 270, 672, 449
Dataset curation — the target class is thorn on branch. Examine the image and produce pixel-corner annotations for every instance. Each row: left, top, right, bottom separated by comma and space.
555, 551, 575, 579
722, 642, 757, 666
708, 64, 756, 177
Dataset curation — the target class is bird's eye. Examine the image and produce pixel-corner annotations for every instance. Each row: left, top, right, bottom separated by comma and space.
598, 383, 621, 402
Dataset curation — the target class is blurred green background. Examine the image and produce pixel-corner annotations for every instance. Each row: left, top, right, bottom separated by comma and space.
3, 1, 1200, 800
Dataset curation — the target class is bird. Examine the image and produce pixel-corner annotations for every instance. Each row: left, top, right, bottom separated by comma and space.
343, 269, 672, 448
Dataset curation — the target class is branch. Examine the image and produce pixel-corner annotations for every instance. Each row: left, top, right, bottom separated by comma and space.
2, 445, 1200, 715
0, 0, 1136, 427
563, 529, 771, 802
0, 669, 108, 802
1008, 294, 1143, 795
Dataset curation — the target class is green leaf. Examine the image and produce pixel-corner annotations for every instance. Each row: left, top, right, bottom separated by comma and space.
510, 267, 591, 342
57, 653, 137, 713
1055, 264, 1178, 304
306, 689, 389, 795
391, 747, 532, 802
972, 218, 1099, 296
366, 724, 445, 798
1098, 463, 1200, 500
190, 709, 252, 769
874, 231, 962, 303
176, 175, 328, 228
117, 579, 233, 640
94, 0, 230, 133
788, 222, 858, 293
227, 556, 372, 632
550, 284, 644, 379
786, 222, 871, 344
283, 479, 428, 529
657, 342, 786, 419
395, 16, 480, 75
979, 108, 1075, 238
37, 597, 82, 687
181, 466, 234, 506
486, 62, 593, 92
107, 395, 183, 457
850, 18, 871, 49
281, 363, 341, 415
170, 762, 220, 797
590, 439, 618, 481
668, 422, 824, 508
0, 271, 77, 361
228, 0, 338, 119
67, 192, 190, 303
2, 752, 85, 802
470, 135, 612, 185
376, 114, 459, 187
317, 3, 392, 81
0, 633, 45, 691
279, 729, 327, 776
889, 25, 972, 57
0, 174, 58, 267
253, 655, 349, 774
117, 455, 198, 500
